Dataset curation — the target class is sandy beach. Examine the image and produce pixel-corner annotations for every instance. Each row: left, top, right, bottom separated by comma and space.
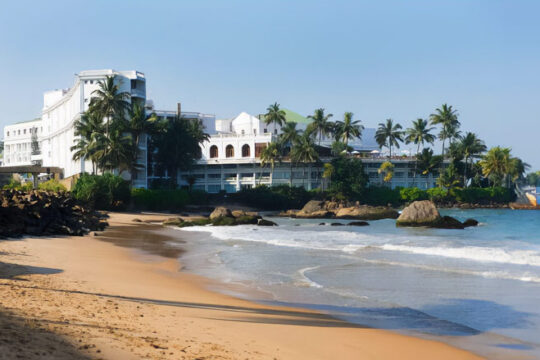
0, 212, 484, 360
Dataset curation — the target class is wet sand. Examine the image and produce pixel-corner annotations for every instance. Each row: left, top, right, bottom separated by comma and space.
0, 212, 485, 359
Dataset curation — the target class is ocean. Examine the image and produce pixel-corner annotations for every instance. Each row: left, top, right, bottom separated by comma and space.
171, 209, 540, 359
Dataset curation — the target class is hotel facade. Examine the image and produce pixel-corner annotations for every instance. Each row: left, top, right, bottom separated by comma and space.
2, 69, 441, 191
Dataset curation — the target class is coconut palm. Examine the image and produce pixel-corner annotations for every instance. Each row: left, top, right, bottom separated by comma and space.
429, 104, 460, 159
71, 111, 106, 173
290, 134, 319, 187
260, 142, 282, 183
92, 129, 133, 174
89, 76, 131, 134
334, 112, 363, 146
307, 108, 333, 145
264, 102, 287, 131
375, 119, 403, 158
479, 147, 512, 187
322, 163, 334, 191
405, 118, 435, 186
458, 132, 487, 187
279, 122, 302, 153
416, 148, 443, 189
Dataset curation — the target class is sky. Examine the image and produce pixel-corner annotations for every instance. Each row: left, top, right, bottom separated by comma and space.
1, 0, 539, 168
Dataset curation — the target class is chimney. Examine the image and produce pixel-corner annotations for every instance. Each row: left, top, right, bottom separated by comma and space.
177, 102, 182, 116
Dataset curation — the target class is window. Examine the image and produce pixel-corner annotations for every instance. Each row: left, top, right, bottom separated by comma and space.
241, 144, 251, 157
18, 130, 20, 135
208, 173, 221, 179
253, 129, 257, 135
225, 145, 234, 158
6, 131, 9, 136
255, 143, 266, 157
274, 129, 278, 134
131, 79, 137, 89
264, 128, 267, 133
241, 129, 245, 135
209, 145, 219, 158
208, 184, 221, 193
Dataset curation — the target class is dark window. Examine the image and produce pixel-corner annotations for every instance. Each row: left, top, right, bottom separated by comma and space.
255, 143, 266, 157
241, 144, 251, 157
209, 145, 219, 158
131, 79, 137, 89
226, 145, 234, 158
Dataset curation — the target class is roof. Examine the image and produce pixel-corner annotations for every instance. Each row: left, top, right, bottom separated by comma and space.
14, 118, 41, 125
258, 108, 311, 125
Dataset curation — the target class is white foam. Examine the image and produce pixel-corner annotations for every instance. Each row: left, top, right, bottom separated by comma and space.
381, 244, 540, 267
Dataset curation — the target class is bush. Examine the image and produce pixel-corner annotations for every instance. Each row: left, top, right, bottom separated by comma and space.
453, 187, 515, 204
399, 187, 428, 202
426, 187, 449, 203
230, 185, 312, 210
131, 188, 190, 211
362, 186, 401, 206
38, 179, 67, 192
3, 179, 33, 191
72, 173, 130, 210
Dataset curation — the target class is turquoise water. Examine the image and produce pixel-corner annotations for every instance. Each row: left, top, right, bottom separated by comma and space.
174, 209, 540, 358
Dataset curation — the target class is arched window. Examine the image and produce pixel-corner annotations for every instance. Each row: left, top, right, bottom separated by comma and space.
209, 145, 219, 158
226, 145, 234, 158
242, 144, 251, 157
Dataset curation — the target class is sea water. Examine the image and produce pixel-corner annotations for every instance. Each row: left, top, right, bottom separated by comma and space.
172, 209, 540, 358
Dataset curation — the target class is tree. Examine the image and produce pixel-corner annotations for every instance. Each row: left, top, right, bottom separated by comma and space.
458, 132, 487, 187
322, 163, 334, 191
429, 104, 460, 160
416, 148, 443, 189
375, 119, 403, 158
479, 147, 512, 187
405, 118, 435, 185
279, 122, 302, 154
264, 102, 287, 130
92, 129, 133, 174
71, 111, 106, 173
328, 157, 368, 197
436, 163, 461, 189
260, 142, 282, 183
153, 117, 209, 188
88, 76, 131, 134
307, 108, 333, 145
378, 161, 395, 184
334, 112, 363, 146
290, 134, 319, 187
331, 140, 349, 156
526, 171, 540, 187
126, 103, 159, 182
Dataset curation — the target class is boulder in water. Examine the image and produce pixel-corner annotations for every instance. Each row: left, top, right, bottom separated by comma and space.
209, 207, 233, 220
463, 218, 479, 228
396, 200, 440, 227
347, 221, 369, 226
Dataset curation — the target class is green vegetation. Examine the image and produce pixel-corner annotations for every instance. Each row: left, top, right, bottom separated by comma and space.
3, 178, 33, 191
72, 173, 130, 210
230, 185, 312, 210
131, 188, 208, 211
375, 119, 403, 158
38, 179, 67, 192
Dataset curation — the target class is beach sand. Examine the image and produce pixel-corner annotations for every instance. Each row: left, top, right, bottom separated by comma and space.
0, 212, 484, 360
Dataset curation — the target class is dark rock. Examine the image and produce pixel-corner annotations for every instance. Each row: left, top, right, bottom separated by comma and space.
347, 221, 369, 226
234, 215, 259, 225
211, 216, 237, 226
132, 218, 143, 223
434, 216, 465, 229
257, 218, 277, 226
209, 207, 233, 220
319, 222, 326, 226
330, 222, 344, 226
162, 217, 184, 226
463, 218, 479, 227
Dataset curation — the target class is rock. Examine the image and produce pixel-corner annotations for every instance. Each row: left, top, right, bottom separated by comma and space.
209, 207, 233, 220
277, 209, 300, 217
295, 210, 332, 218
396, 201, 441, 227
434, 216, 465, 229
162, 217, 184, 226
257, 218, 277, 226
132, 218, 142, 222
347, 221, 369, 226
300, 200, 325, 213
330, 222, 344, 226
463, 218, 479, 227
319, 222, 326, 226
211, 216, 237, 226
334, 206, 399, 220
231, 210, 260, 218
234, 215, 259, 225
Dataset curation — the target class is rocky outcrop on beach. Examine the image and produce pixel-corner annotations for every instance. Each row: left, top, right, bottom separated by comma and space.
164, 207, 276, 227
280, 200, 398, 220
396, 200, 478, 229
0, 190, 107, 237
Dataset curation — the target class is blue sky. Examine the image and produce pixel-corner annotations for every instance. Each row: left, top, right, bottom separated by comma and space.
1, 0, 539, 168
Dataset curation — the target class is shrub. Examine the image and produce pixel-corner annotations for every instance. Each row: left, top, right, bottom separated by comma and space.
362, 186, 401, 206
72, 173, 130, 210
426, 187, 449, 203
230, 185, 312, 210
131, 188, 190, 211
3, 179, 33, 191
399, 187, 428, 202
38, 179, 67, 192
453, 187, 515, 204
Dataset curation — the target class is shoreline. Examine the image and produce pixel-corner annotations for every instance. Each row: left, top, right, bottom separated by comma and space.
0, 212, 486, 359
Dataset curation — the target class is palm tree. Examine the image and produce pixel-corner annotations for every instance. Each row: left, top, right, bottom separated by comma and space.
307, 108, 333, 145
458, 132, 487, 187
405, 118, 435, 186
279, 122, 302, 153
479, 147, 512, 187
92, 129, 133, 174
378, 161, 395, 184
71, 111, 106, 173
417, 148, 443, 189
290, 134, 319, 187
126, 103, 159, 181
89, 76, 131, 134
264, 102, 287, 131
322, 163, 334, 191
260, 142, 282, 184
334, 112, 363, 146
375, 119, 403, 158
429, 104, 460, 160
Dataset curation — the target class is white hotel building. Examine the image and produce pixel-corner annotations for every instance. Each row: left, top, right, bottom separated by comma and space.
2, 69, 441, 190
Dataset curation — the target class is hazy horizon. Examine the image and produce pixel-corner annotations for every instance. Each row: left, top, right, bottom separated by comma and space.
1, 0, 539, 169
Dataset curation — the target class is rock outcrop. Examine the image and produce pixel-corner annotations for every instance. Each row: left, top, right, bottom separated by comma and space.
334, 206, 399, 220
396, 200, 478, 229
209, 207, 233, 220
281, 200, 398, 220
166, 207, 275, 227
0, 190, 107, 237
